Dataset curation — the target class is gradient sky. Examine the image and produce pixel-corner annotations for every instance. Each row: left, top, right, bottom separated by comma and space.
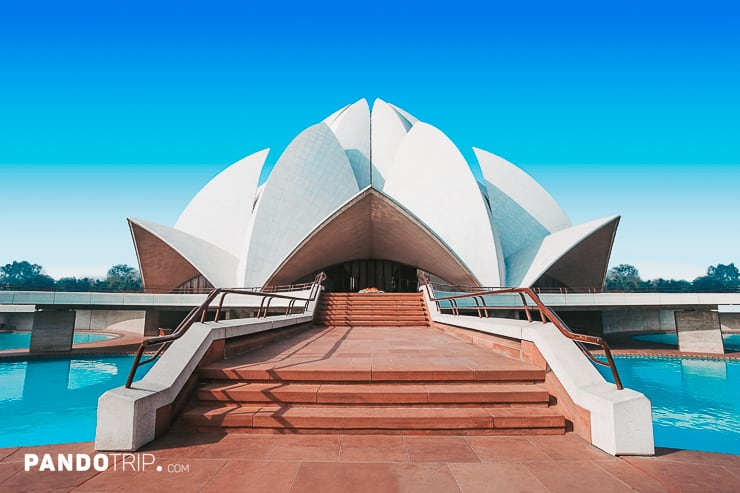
1, 0, 738, 281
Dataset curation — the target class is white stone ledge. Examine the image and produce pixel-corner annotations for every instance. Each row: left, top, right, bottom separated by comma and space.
0, 304, 36, 313
423, 291, 654, 456
95, 313, 312, 451
0, 288, 315, 308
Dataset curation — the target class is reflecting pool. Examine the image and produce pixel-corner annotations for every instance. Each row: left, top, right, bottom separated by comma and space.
0, 355, 150, 447
596, 356, 740, 454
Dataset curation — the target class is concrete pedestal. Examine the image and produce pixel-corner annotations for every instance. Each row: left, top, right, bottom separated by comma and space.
29, 310, 76, 353
675, 311, 724, 354
144, 310, 161, 336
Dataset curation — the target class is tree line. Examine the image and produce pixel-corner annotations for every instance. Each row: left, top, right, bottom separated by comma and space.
0, 261, 143, 292
605, 263, 740, 292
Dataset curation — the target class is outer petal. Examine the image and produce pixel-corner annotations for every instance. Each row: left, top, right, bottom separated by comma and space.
383, 122, 503, 287
174, 149, 268, 258
324, 99, 371, 189
513, 216, 620, 288
129, 218, 238, 291
386, 102, 418, 125
369, 98, 414, 189
242, 122, 361, 287
475, 148, 571, 233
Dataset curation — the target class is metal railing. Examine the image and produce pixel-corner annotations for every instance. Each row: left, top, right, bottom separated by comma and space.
124, 273, 326, 388
418, 273, 623, 390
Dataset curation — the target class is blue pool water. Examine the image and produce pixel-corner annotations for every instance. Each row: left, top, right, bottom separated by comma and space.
0, 331, 116, 350
631, 332, 740, 351
0, 355, 151, 447
595, 356, 740, 455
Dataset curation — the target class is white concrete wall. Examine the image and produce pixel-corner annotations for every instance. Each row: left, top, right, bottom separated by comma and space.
3, 312, 35, 331
75, 310, 146, 333
720, 312, 740, 331
602, 309, 677, 334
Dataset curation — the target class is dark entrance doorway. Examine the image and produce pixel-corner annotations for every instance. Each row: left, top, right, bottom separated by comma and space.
296, 260, 419, 293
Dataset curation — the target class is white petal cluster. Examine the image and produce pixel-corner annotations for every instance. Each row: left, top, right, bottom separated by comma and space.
129, 99, 619, 292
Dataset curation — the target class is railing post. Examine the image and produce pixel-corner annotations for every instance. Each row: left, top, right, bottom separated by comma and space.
214, 292, 228, 322
125, 343, 147, 389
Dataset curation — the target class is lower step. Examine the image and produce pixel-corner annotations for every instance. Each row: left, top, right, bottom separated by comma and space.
182, 405, 565, 432
198, 382, 551, 406
315, 321, 429, 327
199, 367, 546, 382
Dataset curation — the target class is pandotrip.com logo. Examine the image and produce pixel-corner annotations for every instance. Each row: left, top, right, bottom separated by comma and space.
24, 453, 190, 474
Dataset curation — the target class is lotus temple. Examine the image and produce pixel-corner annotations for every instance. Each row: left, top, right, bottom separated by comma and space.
129, 98, 617, 294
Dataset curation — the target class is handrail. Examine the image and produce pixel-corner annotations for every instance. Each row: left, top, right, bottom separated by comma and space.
124, 272, 326, 388
418, 273, 623, 390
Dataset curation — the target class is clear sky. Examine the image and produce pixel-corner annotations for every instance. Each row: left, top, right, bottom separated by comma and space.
1, 0, 738, 281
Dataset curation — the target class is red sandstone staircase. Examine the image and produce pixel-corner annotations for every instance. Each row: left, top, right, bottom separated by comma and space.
314, 292, 430, 327
182, 294, 564, 434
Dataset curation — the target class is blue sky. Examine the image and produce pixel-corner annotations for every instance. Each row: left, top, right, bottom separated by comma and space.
1, 0, 738, 281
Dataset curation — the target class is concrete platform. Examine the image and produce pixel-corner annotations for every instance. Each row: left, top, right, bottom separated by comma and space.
2, 434, 738, 492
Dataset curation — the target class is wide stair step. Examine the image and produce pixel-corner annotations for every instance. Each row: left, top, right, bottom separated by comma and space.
183, 404, 565, 433
199, 367, 546, 382
198, 382, 551, 406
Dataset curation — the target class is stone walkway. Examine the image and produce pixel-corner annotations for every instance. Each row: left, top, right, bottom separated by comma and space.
2, 433, 738, 492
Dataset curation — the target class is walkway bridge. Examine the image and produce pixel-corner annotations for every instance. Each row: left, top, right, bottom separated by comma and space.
3, 288, 738, 353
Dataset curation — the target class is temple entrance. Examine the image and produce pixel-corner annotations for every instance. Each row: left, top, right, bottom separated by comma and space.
295, 260, 419, 293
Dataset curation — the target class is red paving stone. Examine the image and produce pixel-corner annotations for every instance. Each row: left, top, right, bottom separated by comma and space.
2, 434, 738, 492
448, 463, 550, 493
466, 436, 552, 462
404, 436, 480, 463
339, 435, 409, 463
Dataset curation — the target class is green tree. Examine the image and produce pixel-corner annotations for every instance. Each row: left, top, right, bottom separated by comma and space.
605, 264, 642, 291
102, 264, 143, 292
693, 263, 740, 291
0, 261, 55, 290
643, 278, 692, 292
55, 276, 96, 292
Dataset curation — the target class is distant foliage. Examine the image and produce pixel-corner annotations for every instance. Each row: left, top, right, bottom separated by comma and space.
605, 263, 740, 292
604, 264, 642, 291
103, 264, 143, 291
693, 263, 740, 291
0, 261, 143, 292
0, 261, 54, 290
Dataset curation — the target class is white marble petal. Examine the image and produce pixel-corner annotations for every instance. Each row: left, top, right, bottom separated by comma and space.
324, 98, 371, 188
174, 149, 268, 258
382, 122, 503, 287
475, 148, 571, 233
129, 218, 238, 288
242, 122, 361, 287
370, 98, 414, 189
516, 216, 620, 287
